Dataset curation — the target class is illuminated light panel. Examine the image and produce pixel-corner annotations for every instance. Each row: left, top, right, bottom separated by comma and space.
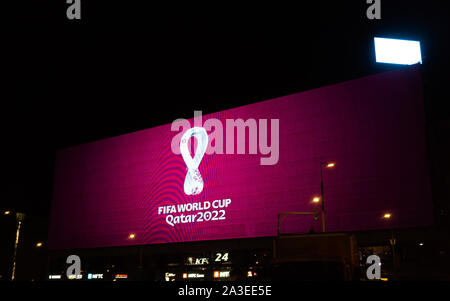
128, 233, 136, 239
165, 273, 176, 281
312, 197, 320, 203
326, 163, 335, 168
4, 211, 11, 215
383, 213, 392, 219
374, 37, 422, 65
36, 242, 43, 247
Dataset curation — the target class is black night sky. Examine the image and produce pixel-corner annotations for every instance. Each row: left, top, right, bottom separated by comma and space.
1, 1, 450, 279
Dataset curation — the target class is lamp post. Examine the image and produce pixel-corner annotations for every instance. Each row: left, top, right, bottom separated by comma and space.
11, 212, 25, 280
383, 212, 397, 278
320, 162, 335, 233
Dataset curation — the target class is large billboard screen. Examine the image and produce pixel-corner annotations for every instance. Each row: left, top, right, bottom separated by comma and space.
48, 67, 433, 249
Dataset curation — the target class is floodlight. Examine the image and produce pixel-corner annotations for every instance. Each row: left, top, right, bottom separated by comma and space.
374, 37, 422, 65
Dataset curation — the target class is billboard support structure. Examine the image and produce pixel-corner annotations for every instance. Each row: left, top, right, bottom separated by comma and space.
276, 209, 319, 237
275, 209, 320, 258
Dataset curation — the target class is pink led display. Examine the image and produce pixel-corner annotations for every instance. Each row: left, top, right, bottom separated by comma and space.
48, 67, 432, 249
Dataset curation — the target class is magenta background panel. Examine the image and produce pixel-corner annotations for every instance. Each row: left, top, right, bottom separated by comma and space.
48, 67, 433, 249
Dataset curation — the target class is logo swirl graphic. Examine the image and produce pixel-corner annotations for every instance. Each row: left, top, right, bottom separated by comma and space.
180, 127, 208, 195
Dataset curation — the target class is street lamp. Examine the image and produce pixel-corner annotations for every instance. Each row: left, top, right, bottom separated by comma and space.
382, 211, 397, 277
320, 161, 335, 232
383, 213, 392, 219
11, 212, 25, 280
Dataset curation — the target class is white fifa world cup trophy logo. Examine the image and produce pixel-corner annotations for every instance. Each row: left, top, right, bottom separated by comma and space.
180, 127, 208, 195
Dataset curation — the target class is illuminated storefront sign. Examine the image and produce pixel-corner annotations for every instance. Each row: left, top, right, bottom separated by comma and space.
48, 275, 61, 280
87, 273, 103, 279
186, 257, 209, 265
187, 273, 205, 279
186, 252, 230, 266
214, 252, 230, 263
214, 271, 230, 278
114, 274, 128, 279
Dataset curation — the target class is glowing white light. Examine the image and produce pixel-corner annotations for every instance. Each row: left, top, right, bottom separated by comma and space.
180, 127, 208, 195
374, 37, 422, 65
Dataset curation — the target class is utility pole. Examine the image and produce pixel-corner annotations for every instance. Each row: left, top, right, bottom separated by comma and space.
320, 161, 335, 233
11, 212, 25, 280
320, 165, 325, 232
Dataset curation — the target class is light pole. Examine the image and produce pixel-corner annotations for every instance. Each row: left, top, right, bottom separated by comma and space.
383, 212, 397, 278
11, 212, 25, 281
320, 162, 335, 233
